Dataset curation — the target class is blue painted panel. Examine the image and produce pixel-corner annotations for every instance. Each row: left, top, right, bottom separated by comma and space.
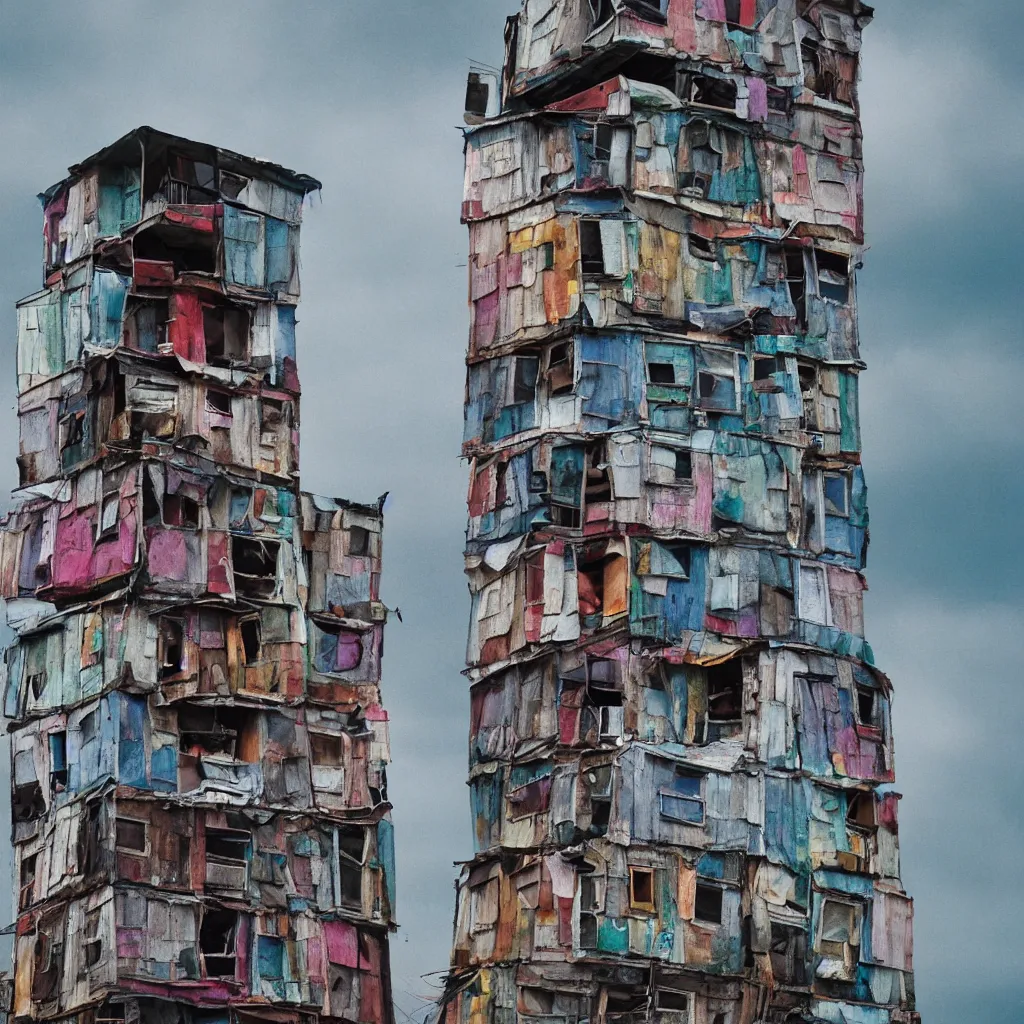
265, 217, 293, 292
377, 818, 397, 912
257, 936, 285, 979
276, 305, 297, 378
118, 693, 148, 789
224, 206, 265, 288
90, 270, 130, 348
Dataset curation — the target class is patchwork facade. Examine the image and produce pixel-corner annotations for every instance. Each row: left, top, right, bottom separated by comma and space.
446, 4, 919, 1024
3, 128, 397, 1024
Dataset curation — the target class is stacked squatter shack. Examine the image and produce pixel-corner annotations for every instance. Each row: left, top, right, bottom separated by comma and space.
445, 3, 919, 1024
2, 128, 397, 1024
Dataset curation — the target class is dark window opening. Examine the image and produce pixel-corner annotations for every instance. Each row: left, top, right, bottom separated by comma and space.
770, 922, 808, 985
707, 659, 743, 722
546, 341, 575, 396
231, 536, 280, 599
605, 988, 647, 1022
240, 617, 262, 665
585, 442, 611, 503
115, 818, 147, 853
166, 152, 217, 203
579, 220, 605, 276
784, 249, 807, 327
539, 242, 555, 270
465, 72, 491, 119
847, 791, 877, 830
585, 657, 623, 709
691, 75, 737, 111
816, 249, 850, 303
19, 853, 37, 911
60, 413, 85, 452
495, 462, 509, 507
199, 910, 237, 978
202, 305, 250, 366
80, 801, 104, 875
219, 170, 250, 201
13, 782, 45, 823
754, 356, 779, 382
857, 685, 879, 728
127, 300, 169, 354
49, 731, 68, 792
695, 882, 724, 924
724, 0, 743, 26
594, 123, 613, 163
164, 491, 200, 529
675, 450, 693, 481
629, 867, 655, 911
205, 828, 249, 870
206, 390, 233, 417
84, 908, 103, 968
133, 222, 216, 275
767, 86, 789, 113
349, 525, 370, 557
588, 765, 613, 837
648, 362, 676, 384
159, 618, 185, 680
179, 704, 257, 760
339, 826, 365, 905
798, 364, 817, 429
689, 233, 716, 262
513, 355, 540, 404
655, 989, 692, 1013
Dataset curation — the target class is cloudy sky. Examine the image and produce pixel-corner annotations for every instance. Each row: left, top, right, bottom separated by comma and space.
0, 2, 1020, 1022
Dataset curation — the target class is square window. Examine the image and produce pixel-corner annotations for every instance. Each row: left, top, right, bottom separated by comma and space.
659, 770, 705, 824
629, 867, 655, 912
654, 989, 692, 1015
648, 362, 676, 384
694, 883, 724, 925
115, 818, 147, 854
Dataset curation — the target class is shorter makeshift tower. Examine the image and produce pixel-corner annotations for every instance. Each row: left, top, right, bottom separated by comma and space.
4, 128, 397, 1024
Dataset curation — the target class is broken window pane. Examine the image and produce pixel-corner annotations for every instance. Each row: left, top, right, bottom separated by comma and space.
691, 75, 737, 111
660, 770, 704, 824
232, 537, 279, 599
816, 249, 850, 303
202, 304, 250, 366
513, 356, 539, 404
199, 909, 238, 977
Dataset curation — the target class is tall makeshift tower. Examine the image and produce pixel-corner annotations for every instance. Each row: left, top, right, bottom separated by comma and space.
447, 3, 919, 1024
4, 128, 397, 1024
